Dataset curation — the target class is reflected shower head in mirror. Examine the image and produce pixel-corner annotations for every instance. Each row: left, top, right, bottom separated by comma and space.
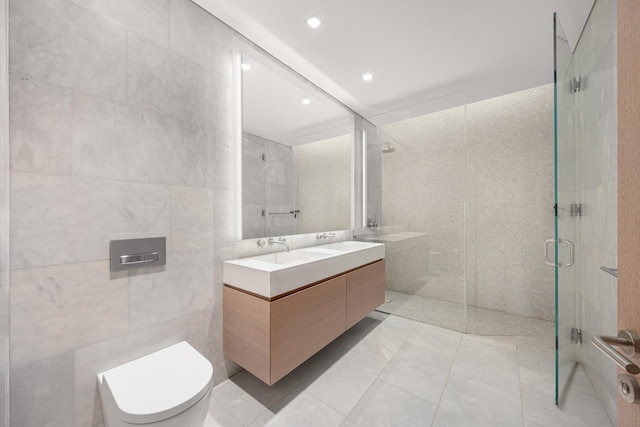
382, 143, 396, 153
367, 142, 396, 153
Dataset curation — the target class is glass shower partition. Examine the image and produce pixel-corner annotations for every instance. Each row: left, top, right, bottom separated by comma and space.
554, 3, 618, 416
370, 92, 468, 333
554, 13, 578, 405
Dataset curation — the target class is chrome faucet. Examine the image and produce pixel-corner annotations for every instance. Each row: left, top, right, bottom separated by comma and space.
316, 232, 342, 244
268, 237, 289, 252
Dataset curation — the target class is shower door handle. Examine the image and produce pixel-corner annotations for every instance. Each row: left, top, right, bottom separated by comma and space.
544, 239, 556, 266
559, 238, 574, 267
544, 238, 574, 267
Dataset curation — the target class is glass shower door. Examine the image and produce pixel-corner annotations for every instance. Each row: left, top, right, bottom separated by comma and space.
554, 13, 578, 405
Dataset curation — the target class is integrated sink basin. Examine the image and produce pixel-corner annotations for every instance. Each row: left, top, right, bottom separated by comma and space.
223, 241, 385, 298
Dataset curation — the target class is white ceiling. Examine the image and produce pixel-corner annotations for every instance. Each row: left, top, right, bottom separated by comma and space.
241, 51, 353, 146
194, 0, 594, 122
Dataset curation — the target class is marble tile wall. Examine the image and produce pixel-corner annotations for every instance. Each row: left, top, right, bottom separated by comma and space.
295, 134, 352, 234
572, 0, 617, 423
0, 0, 9, 425
242, 132, 296, 239
7, 0, 240, 426
465, 85, 555, 321
381, 104, 467, 318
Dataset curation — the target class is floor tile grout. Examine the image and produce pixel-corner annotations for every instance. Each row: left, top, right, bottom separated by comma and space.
208, 312, 611, 427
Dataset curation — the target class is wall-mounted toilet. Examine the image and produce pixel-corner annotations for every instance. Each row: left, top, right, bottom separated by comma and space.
97, 341, 214, 427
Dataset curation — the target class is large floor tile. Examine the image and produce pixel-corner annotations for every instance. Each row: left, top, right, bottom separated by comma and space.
405, 322, 462, 357
451, 335, 520, 395
249, 392, 344, 427
379, 342, 454, 404
304, 350, 386, 415
342, 379, 437, 427
521, 366, 612, 427
518, 348, 555, 387
433, 372, 523, 427
345, 314, 418, 363
210, 371, 298, 426
205, 399, 243, 427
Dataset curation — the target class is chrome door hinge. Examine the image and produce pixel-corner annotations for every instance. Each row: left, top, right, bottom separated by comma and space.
570, 203, 582, 217
570, 76, 582, 93
572, 328, 582, 344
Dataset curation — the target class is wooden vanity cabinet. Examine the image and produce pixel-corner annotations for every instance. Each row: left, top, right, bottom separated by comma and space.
223, 259, 384, 385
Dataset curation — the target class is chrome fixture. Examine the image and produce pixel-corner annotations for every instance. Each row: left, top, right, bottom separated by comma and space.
268, 237, 289, 252
618, 375, 640, 404
570, 203, 582, 217
269, 210, 301, 218
571, 327, 582, 344
593, 330, 640, 404
592, 330, 640, 375
257, 239, 266, 247
367, 142, 396, 154
110, 237, 166, 272
316, 232, 342, 243
367, 218, 378, 228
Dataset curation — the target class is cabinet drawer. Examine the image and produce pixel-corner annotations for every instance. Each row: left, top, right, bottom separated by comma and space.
346, 260, 385, 328
270, 275, 347, 383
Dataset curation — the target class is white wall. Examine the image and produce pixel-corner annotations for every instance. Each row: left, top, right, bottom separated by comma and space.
0, 0, 9, 424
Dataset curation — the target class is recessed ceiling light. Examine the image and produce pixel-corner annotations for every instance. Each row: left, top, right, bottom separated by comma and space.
302, 98, 311, 105
306, 16, 322, 29
362, 73, 373, 82
241, 62, 251, 71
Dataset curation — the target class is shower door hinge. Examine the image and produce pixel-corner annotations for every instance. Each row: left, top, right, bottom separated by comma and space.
572, 328, 583, 344
570, 203, 582, 217
261, 153, 266, 161
570, 76, 586, 93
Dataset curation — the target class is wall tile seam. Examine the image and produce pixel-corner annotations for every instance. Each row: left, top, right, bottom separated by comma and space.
8, 305, 214, 371
58, 0, 170, 50
124, 25, 233, 83
7, 246, 219, 273
8, 72, 227, 168
9, 169, 216, 203
60, 0, 235, 79
72, 78, 230, 153
10, 41, 231, 133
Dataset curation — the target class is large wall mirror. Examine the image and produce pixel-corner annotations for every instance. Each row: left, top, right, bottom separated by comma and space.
238, 40, 355, 239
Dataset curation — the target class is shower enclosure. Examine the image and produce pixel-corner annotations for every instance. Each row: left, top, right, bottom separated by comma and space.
366, 87, 556, 344
554, 0, 617, 420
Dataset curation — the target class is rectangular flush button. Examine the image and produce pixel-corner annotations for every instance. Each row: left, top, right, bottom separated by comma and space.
110, 237, 165, 272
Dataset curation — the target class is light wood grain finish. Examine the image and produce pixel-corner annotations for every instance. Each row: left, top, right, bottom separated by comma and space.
223, 260, 385, 385
346, 260, 385, 328
270, 276, 346, 383
618, 0, 640, 424
223, 286, 271, 384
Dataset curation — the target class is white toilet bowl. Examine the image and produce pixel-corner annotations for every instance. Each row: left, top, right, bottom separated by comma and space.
97, 341, 213, 427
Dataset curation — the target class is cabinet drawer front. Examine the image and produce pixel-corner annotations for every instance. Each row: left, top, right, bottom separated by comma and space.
270, 276, 347, 383
223, 286, 271, 384
346, 260, 385, 328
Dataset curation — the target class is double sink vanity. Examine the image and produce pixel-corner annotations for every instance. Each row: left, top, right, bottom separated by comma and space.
223, 240, 385, 385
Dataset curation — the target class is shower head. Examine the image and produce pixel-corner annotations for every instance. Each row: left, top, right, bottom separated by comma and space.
382, 143, 396, 154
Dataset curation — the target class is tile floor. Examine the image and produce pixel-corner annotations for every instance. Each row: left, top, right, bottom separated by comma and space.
205, 312, 613, 427
378, 290, 555, 354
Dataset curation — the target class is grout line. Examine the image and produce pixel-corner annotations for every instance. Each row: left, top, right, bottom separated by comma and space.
429, 333, 463, 427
